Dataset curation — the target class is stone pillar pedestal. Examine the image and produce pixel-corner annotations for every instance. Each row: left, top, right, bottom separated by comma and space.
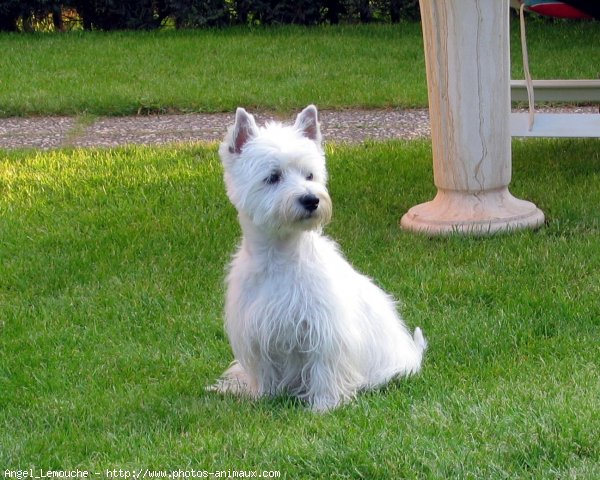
401, 0, 544, 235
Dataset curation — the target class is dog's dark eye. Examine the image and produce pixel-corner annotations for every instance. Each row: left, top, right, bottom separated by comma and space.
265, 171, 282, 185
306, 173, 314, 181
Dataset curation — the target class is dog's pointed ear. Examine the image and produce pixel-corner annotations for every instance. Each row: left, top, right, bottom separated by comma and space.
294, 105, 321, 145
230, 107, 258, 154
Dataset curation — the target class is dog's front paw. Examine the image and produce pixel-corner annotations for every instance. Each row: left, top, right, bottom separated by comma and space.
307, 394, 348, 413
207, 360, 260, 398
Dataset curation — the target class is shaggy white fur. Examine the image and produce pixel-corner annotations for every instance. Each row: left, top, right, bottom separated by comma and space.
210, 105, 427, 411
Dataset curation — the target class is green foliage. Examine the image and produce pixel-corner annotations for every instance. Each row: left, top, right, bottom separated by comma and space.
0, 0, 20, 31
71, 0, 168, 30
0, 0, 422, 31
236, 0, 324, 26
0, 0, 64, 31
168, 0, 230, 28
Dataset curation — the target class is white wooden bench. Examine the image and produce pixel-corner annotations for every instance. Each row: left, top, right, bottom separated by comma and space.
510, 80, 600, 137
511, 79, 600, 102
510, 3, 600, 138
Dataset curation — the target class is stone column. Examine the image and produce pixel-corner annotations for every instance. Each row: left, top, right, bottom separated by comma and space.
401, 0, 544, 235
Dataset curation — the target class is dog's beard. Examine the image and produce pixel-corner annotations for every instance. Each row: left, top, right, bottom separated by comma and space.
249, 191, 332, 235
281, 191, 332, 232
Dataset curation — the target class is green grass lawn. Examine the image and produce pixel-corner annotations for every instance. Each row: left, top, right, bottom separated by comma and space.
1, 20, 599, 116
1, 139, 599, 477
0, 25, 427, 116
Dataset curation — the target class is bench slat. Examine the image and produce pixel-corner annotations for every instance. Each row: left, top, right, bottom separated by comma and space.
510, 112, 600, 137
511, 79, 600, 102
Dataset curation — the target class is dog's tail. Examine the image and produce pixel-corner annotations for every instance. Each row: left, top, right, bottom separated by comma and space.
413, 327, 428, 353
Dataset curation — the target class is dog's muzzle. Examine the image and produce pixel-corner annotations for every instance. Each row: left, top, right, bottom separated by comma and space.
299, 194, 320, 212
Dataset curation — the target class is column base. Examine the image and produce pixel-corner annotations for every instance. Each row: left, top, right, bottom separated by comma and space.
400, 187, 545, 236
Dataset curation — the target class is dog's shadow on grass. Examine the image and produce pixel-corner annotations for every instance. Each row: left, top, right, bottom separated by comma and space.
205, 378, 423, 417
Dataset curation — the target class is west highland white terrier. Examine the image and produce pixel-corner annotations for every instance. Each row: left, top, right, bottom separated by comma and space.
211, 105, 427, 411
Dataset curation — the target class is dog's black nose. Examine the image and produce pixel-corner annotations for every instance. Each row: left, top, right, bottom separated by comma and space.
299, 194, 320, 212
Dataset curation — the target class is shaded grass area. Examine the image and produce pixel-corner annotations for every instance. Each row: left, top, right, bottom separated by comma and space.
1, 139, 599, 477
0, 25, 426, 117
1, 21, 599, 117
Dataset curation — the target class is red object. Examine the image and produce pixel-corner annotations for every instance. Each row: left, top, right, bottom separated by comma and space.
522, 1, 592, 19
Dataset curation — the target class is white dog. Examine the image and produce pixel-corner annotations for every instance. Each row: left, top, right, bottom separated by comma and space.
211, 105, 427, 411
